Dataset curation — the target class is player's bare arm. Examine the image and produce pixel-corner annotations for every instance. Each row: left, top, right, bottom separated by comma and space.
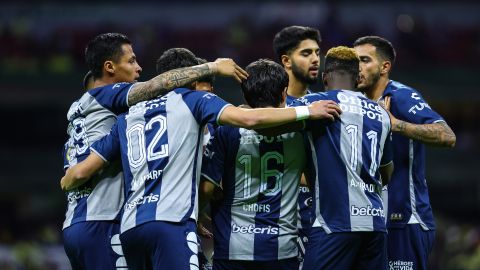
256, 100, 342, 136
219, 100, 341, 130
127, 58, 248, 105
199, 178, 216, 213
60, 152, 106, 191
383, 96, 456, 147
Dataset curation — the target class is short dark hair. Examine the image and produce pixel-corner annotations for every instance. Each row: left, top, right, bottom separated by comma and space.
196, 57, 215, 84
85, 33, 131, 79
273, 26, 321, 62
324, 46, 360, 77
241, 59, 289, 108
156, 48, 198, 74
353, 36, 396, 64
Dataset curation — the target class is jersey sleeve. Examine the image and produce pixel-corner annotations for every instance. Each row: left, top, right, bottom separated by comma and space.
201, 126, 228, 187
90, 120, 121, 162
88, 82, 135, 114
182, 90, 232, 126
390, 88, 444, 125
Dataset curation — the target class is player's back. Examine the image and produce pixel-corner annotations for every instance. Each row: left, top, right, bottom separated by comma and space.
108, 88, 230, 233
295, 90, 391, 233
62, 83, 134, 229
202, 125, 306, 261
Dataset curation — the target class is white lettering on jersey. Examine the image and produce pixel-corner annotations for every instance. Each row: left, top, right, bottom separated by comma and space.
337, 92, 384, 122
124, 193, 159, 210
242, 203, 271, 213
350, 205, 385, 217
231, 223, 279, 235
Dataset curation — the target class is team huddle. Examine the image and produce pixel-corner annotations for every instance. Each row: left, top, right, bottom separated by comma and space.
60, 26, 456, 270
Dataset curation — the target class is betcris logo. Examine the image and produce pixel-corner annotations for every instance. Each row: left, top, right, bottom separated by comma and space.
350, 205, 385, 217
125, 193, 159, 210
231, 223, 279, 235
67, 187, 92, 203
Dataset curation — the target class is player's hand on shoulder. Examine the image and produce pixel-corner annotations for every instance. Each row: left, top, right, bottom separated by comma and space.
379, 96, 397, 127
308, 100, 342, 121
210, 58, 248, 83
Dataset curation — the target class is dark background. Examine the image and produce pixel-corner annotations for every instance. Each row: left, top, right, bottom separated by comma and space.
0, 1, 479, 269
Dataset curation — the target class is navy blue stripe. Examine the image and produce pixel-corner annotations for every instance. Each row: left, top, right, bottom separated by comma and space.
212, 128, 240, 259
253, 137, 284, 260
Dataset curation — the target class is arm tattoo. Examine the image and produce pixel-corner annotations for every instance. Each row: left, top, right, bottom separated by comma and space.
393, 120, 456, 147
127, 64, 212, 105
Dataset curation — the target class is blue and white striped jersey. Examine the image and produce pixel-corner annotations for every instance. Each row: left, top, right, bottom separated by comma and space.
381, 80, 444, 230
62, 82, 134, 229
297, 185, 313, 233
285, 89, 312, 106
287, 90, 314, 235
201, 126, 306, 261
292, 90, 392, 233
91, 88, 231, 233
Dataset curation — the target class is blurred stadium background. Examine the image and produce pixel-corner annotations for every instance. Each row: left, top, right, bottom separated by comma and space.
0, 0, 478, 269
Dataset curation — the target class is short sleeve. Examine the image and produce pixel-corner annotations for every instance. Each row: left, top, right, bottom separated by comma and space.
89, 83, 135, 114
90, 120, 121, 162
181, 90, 232, 126
390, 88, 444, 125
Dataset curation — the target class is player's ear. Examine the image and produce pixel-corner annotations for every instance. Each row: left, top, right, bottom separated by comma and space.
104, 60, 115, 76
380, 60, 391, 75
281, 55, 291, 69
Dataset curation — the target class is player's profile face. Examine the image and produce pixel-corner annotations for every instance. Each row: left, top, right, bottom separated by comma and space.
114, 44, 142, 83
354, 44, 381, 91
290, 39, 320, 84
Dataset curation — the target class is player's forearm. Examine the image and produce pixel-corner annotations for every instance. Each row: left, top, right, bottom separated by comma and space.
127, 63, 215, 105
392, 120, 456, 147
61, 168, 91, 191
233, 108, 299, 129
199, 179, 216, 213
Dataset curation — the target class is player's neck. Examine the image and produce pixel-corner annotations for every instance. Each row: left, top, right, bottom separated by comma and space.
365, 76, 389, 101
327, 82, 355, 91
287, 77, 308, 98
93, 76, 120, 89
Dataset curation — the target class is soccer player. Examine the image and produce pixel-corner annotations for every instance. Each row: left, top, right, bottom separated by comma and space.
62, 33, 248, 270
200, 59, 308, 270
293, 46, 394, 270
273, 25, 321, 104
155, 47, 214, 270
273, 25, 321, 263
353, 36, 456, 270
60, 64, 341, 270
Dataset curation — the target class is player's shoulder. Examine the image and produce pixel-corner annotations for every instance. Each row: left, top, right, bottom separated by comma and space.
292, 92, 329, 106
384, 80, 421, 98
87, 82, 132, 95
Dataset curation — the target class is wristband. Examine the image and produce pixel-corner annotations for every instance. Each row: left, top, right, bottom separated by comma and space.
295, 106, 310, 121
